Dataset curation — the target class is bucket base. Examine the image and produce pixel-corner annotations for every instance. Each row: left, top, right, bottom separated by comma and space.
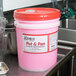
19, 65, 48, 72
18, 50, 57, 72
19, 62, 56, 72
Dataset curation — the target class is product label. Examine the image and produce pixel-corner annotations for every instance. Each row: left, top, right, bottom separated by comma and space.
49, 32, 58, 51
22, 31, 58, 53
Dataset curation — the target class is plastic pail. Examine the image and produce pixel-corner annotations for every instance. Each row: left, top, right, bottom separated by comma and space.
14, 8, 61, 71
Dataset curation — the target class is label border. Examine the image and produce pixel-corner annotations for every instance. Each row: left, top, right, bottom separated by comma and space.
23, 31, 58, 36
23, 48, 57, 54
23, 31, 58, 54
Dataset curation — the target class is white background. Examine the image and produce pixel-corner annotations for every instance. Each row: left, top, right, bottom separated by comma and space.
23, 35, 48, 53
3, 0, 61, 11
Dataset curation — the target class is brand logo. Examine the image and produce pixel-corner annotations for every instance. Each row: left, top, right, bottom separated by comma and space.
24, 36, 35, 41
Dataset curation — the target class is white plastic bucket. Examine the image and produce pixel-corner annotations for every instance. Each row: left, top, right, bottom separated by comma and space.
14, 8, 61, 71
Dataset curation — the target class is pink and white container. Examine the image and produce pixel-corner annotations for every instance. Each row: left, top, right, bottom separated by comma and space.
14, 8, 61, 72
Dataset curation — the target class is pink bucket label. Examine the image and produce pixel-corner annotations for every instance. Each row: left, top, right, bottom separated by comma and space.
22, 31, 58, 54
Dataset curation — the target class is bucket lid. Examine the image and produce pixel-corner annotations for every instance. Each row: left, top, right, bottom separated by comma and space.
14, 8, 61, 21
